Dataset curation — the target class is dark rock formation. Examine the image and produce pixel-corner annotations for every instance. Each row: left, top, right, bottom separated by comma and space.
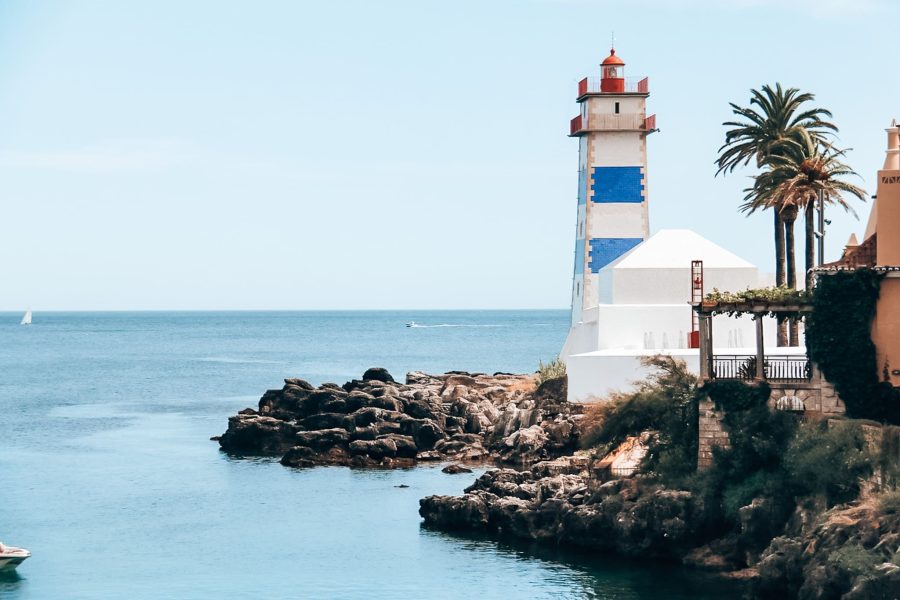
442, 464, 473, 474
419, 458, 701, 560
219, 370, 578, 469
754, 501, 900, 599
362, 367, 395, 383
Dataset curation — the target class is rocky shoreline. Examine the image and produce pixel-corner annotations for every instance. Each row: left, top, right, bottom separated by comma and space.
418, 452, 900, 598
216, 368, 581, 469
419, 461, 700, 560
218, 368, 900, 598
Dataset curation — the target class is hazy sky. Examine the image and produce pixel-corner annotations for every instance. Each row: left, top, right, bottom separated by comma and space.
0, 0, 896, 310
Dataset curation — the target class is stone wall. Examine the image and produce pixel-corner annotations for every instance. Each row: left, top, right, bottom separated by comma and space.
765, 368, 844, 415
697, 369, 846, 469
697, 397, 729, 469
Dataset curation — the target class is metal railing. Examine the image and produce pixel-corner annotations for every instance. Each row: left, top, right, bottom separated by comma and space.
578, 76, 649, 96
570, 114, 582, 136
570, 113, 652, 135
710, 355, 812, 382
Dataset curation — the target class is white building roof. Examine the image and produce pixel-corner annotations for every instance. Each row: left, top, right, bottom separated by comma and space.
603, 229, 756, 270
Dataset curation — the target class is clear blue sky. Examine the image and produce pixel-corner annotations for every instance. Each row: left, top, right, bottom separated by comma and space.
0, 0, 896, 310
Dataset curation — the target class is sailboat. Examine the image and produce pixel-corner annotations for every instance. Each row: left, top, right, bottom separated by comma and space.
20, 310, 32, 326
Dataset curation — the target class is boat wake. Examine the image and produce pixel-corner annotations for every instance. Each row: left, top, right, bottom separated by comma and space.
196, 357, 282, 364
407, 324, 507, 328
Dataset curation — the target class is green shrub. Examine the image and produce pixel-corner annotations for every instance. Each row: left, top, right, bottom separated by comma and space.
784, 420, 874, 505
877, 489, 900, 516
578, 356, 699, 482
535, 356, 566, 387
826, 544, 883, 589
698, 381, 799, 531
879, 425, 900, 488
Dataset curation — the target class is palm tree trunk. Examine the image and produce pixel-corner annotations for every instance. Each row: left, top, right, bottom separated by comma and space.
805, 202, 815, 291
775, 211, 788, 347
785, 215, 799, 346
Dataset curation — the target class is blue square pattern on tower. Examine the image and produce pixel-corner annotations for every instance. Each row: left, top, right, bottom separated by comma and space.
588, 238, 642, 273
590, 166, 644, 203
573, 239, 585, 274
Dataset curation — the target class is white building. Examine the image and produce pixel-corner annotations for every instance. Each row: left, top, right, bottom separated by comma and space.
561, 50, 802, 402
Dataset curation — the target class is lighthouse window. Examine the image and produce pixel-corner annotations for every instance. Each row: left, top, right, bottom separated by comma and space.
614, 102, 620, 114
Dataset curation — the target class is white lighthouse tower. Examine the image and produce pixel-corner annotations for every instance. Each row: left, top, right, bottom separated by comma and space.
560, 50, 777, 402
565, 48, 656, 334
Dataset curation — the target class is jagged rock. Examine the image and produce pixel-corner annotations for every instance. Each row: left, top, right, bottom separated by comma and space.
843, 563, 900, 599
349, 438, 397, 459
401, 418, 445, 450
421, 469, 699, 560
379, 434, 417, 458
756, 537, 807, 598
416, 450, 442, 461
420, 493, 492, 529
301, 413, 351, 431
220, 368, 579, 470
218, 414, 297, 455
362, 367, 394, 383
284, 378, 315, 390
531, 454, 590, 478
295, 428, 349, 450
755, 501, 900, 599
442, 464, 473, 474
500, 425, 549, 464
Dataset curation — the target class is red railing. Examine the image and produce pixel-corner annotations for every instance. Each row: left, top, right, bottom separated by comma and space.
570, 114, 583, 135
644, 114, 656, 131
577, 76, 649, 96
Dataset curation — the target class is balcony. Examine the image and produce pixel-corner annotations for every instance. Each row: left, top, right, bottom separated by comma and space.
569, 113, 658, 136
578, 76, 649, 97
710, 355, 812, 383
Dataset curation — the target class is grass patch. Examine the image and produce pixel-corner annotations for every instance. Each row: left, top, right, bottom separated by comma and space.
535, 356, 566, 387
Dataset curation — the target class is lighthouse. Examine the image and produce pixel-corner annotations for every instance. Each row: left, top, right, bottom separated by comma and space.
567, 48, 655, 325
560, 50, 780, 402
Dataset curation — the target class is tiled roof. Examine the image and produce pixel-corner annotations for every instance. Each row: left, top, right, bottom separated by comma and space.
817, 233, 877, 271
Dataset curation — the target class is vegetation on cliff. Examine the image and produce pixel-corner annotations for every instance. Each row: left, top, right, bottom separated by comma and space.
806, 268, 900, 424
579, 358, 899, 576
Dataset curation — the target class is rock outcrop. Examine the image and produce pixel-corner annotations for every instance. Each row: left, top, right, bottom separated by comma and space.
419, 457, 702, 560
755, 500, 900, 599
218, 369, 580, 468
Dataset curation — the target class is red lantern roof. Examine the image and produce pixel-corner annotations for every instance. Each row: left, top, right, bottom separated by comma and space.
601, 48, 625, 66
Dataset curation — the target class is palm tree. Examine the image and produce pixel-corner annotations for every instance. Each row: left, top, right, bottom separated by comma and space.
716, 83, 837, 346
742, 131, 866, 343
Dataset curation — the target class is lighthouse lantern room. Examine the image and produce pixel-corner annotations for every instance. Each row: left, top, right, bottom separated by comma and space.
600, 48, 625, 93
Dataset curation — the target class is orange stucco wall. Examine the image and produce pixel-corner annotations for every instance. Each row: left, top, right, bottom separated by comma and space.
873, 278, 900, 385
873, 166, 900, 385
877, 169, 900, 265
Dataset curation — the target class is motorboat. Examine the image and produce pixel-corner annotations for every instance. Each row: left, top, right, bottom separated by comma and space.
0, 542, 30, 571
405, 321, 417, 328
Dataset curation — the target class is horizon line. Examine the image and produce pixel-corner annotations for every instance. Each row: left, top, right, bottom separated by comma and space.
0, 307, 571, 313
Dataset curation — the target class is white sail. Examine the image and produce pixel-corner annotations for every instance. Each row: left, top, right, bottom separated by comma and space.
20, 310, 32, 326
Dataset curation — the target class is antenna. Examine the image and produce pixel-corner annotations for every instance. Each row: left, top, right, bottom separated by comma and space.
611, 31, 615, 50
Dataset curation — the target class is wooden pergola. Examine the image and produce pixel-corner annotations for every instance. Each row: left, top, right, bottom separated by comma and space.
694, 301, 814, 382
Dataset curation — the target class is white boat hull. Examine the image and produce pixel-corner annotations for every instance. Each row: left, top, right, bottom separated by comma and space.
0, 547, 30, 571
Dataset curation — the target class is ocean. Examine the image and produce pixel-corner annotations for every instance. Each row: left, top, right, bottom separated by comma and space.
0, 311, 739, 599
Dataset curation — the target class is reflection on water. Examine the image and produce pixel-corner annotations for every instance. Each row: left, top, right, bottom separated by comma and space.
422, 528, 743, 600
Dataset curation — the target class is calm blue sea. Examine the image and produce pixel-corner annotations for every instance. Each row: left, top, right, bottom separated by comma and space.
0, 311, 738, 599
